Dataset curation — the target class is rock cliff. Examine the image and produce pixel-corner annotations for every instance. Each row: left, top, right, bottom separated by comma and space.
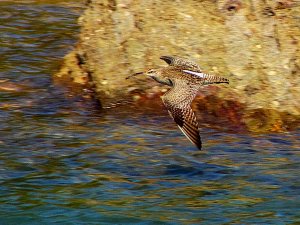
56, 0, 300, 132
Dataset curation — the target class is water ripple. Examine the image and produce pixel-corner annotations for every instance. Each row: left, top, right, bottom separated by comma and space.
0, 1, 299, 224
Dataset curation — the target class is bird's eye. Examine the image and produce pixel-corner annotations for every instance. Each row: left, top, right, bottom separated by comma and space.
148, 69, 155, 73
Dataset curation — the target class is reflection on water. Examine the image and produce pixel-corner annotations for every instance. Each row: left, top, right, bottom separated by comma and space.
0, 1, 299, 224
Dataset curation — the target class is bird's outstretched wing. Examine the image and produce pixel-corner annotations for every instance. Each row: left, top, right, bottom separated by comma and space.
161, 79, 202, 150
160, 55, 202, 72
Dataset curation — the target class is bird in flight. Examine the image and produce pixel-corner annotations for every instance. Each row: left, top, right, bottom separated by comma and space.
126, 56, 229, 150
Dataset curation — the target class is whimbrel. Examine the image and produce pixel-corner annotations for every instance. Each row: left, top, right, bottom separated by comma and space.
127, 56, 229, 150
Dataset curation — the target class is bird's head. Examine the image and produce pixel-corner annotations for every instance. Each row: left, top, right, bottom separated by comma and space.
145, 68, 161, 78
126, 68, 160, 79
126, 68, 172, 86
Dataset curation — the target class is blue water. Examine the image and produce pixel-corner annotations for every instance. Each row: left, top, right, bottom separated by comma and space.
0, 1, 299, 224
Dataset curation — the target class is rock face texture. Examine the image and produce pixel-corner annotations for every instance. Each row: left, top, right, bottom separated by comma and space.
56, 0, 300, 132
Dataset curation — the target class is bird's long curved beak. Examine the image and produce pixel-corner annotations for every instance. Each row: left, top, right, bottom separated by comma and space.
125, 72, 144, 80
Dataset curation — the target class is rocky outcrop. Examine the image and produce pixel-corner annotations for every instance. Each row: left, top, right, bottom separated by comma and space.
55, 0, 300, 132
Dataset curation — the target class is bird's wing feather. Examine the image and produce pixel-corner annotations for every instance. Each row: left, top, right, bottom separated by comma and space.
161, 79, 202, 150
160, 56, 202, 72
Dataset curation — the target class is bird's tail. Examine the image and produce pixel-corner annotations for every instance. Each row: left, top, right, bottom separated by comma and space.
202, 73, 229, 85
182, 70, 229, 85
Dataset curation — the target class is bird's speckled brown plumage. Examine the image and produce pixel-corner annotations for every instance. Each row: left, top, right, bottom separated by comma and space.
127, 56, 229, 150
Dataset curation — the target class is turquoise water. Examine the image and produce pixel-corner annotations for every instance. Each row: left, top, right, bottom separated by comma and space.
0, 1, 299, 224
